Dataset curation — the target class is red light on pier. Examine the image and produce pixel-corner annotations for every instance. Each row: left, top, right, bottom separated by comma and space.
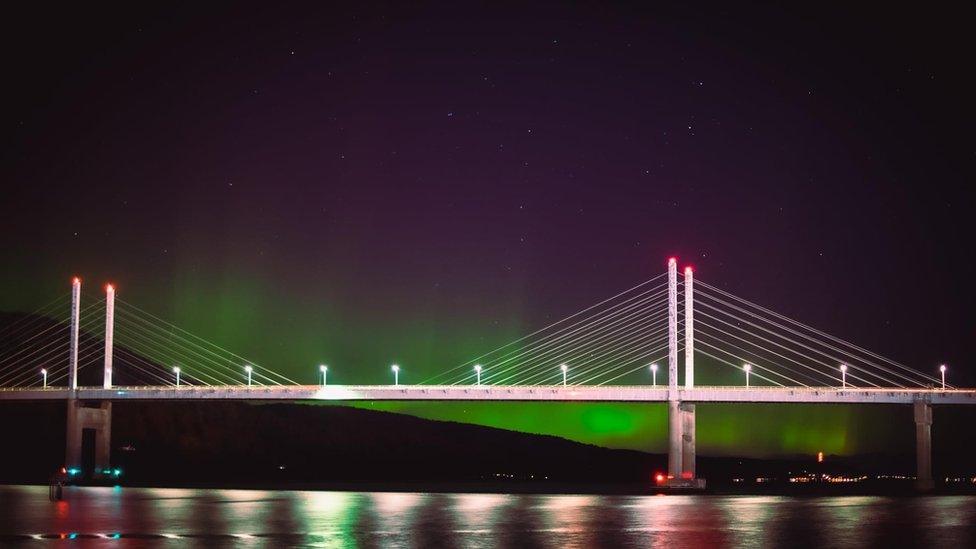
654, 473, 665, 484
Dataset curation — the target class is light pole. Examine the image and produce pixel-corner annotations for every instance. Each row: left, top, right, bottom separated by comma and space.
940, 364, 947, 390
650, 363, 658, 387
392, 364, 400, 386
320, 364, 328, 386
474, 364, 482, 386
560, 363, 568, 386
173, 366, 181, 387
245, 365, 253, 387
744, 363, 752, 387
840, 364, 847, 388
41, 368, 47, 388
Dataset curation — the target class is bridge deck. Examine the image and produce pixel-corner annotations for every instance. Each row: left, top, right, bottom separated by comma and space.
1, 385, 974, 404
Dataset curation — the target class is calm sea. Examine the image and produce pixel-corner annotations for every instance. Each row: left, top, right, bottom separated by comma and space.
0, 485, 974, 547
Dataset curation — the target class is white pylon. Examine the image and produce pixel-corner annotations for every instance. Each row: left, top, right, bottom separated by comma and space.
667, 258, 678, 396
684, 266, 694, 389
103, 284, 115, 389
68, 277, 80, 391
667, 257, 682, 480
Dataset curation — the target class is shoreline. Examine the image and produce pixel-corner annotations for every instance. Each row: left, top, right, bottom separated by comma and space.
5, 479, 975, 497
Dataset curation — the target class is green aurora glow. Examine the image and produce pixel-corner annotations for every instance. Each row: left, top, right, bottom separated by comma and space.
1, 265, 925, 459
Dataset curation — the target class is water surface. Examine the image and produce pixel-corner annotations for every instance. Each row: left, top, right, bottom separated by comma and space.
1, 485, 974, 547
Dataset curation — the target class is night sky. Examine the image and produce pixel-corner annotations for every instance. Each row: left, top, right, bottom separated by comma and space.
2, 3, 973, 457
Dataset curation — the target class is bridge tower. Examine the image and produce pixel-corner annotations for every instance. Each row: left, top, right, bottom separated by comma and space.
666, 258, 682, 479
64, 280, 114, 478
665, 259, 702, 488
680, 266, 696, 480
913, 399, 933, 491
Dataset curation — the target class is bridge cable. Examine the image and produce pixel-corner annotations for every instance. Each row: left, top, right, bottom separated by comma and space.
696, 280, 944, 387
695, 286, 933, 387
472, 301, 669, 386
438, 283, 668, 385
421, 272, 667, 384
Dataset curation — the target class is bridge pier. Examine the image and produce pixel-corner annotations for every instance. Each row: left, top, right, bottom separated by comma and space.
63, 279, 115, 479
662, 261, 703, 488
680, 403, 696, 478
668, 400, 682, 477
65, 400, 113, 477
913, 400, 933, 491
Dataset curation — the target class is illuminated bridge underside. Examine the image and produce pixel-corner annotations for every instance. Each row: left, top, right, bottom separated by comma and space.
2, 385, 974, 404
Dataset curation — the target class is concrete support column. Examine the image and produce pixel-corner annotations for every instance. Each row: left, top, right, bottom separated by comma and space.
680, 265, 696, 480
95, 402, 112, 471
66, 277, 82, 469
684, 267, 694, 389
68, 278, 80, 391
668, 400, 682, 478
913, 400, 933, 491
64, 401, 112, 475
103, 285, 115, 389
681, 403, 696, 479
666, 258, 682, 478
65, 400, 81, 468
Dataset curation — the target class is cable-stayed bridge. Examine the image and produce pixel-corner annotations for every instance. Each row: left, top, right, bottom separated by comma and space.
0, 259, 972, 489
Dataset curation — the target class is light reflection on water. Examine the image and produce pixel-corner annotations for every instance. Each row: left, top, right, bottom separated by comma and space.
1, 485, 975, 547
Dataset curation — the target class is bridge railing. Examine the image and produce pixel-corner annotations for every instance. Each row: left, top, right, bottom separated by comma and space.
0, 384, 968, 393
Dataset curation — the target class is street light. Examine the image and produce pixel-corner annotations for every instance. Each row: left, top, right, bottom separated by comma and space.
840, 364, 847, 388
940, 364, 947, 390
244, 365, 253, 387
560, 363, 568, 386
650, 363, 658, 387
474, 364, 482, 386
41, 368, 47, 388
319, 364, 328, 386
173, 366, 181, 387
392, 364, 400, 386
743, 363, 752, 387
